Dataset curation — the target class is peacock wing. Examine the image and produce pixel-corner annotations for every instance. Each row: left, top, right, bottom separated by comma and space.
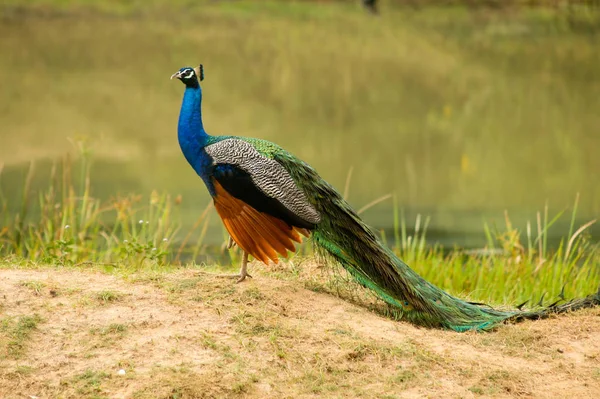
206, 138, 321, 264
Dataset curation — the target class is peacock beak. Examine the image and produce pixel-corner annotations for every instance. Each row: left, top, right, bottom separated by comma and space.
170, 71, 182, 80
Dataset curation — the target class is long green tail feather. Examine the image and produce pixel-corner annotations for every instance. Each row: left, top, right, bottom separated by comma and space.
276, 152, 600, 332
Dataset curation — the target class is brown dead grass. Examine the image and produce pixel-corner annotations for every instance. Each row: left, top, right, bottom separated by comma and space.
0, 265, 599, 399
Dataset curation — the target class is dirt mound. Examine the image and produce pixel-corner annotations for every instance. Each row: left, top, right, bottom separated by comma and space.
1, 267, 599, 398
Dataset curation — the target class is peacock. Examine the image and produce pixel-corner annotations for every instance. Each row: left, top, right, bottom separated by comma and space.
171, 65, 600, 332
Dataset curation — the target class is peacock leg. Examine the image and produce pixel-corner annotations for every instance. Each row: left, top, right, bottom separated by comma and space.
209, 239, 252, 282
236, 251, 251, 283
227, 236, 251, 282
228, 236, 251, 282
227, 236, 236, 249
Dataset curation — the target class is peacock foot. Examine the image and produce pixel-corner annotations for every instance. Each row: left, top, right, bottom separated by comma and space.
234, 251, 251, 283
210, 271, 252, 283
211, 250, 251, 283
235, 270, 252, 283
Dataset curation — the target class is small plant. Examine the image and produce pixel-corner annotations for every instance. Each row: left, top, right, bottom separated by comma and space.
95, 290, 123, 303
19, 280, 46, 295
90, 323, 128, 336
69, 369, 111, 396
13, 365, 35, 375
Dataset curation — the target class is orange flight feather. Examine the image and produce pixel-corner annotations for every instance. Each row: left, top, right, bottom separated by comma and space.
213, 180, 308, 264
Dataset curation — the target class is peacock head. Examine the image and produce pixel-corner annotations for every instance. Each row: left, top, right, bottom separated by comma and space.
171, 65, 204, 87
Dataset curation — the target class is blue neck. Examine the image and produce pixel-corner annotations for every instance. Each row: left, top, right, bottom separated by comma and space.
177, 84, 209, 163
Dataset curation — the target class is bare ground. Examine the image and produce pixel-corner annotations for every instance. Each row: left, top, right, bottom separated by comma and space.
0, 264, 599, 399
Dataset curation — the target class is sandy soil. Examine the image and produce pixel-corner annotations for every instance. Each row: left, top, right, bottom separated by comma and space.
0, 266, 599, 398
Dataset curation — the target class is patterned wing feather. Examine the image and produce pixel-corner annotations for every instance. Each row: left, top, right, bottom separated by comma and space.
205, 138, 321, 227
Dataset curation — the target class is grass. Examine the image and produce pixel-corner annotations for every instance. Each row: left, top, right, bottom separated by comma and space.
0, 314, 43, 359
19, 279, 46, 295
66, 369, 111, 397
90, 323, 128, 336
0, 144, 213, 266
94, 290, 124, 303
395, 201, 599, 306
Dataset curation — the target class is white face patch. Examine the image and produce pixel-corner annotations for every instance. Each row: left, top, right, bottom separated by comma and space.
182, 69, 195, 80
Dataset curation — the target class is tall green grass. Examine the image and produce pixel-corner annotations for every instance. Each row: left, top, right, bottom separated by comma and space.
1, 150, 598, 306
0, 145, 213, 268
392, 205, 599, 305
